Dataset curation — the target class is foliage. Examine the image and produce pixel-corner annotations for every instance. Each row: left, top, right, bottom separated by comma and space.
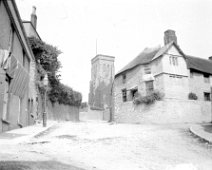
133, 90, 164, 105
29, 37, 82, 107
81, 102, 88, 109
188, 92, 198, 100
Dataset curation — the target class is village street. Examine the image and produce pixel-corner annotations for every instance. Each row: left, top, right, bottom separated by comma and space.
0, 121, 212, 170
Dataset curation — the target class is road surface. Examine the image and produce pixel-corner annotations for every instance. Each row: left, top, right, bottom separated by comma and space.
0, 121, 212, 170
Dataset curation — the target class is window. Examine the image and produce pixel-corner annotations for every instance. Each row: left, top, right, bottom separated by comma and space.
204, 92, 211, 101
122, 74, 126, 83
146, 81, 154, 93
204, 74, 210, 83
190, 71, 194, 78
169, 55, 178, 66
130, 88, 138, 101
144, 67, 151, 74
122, 89, 127, 102
169, 56, 172, 64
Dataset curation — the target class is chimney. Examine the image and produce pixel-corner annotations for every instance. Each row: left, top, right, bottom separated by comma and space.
209, 56, 212, 61
31, 6, 37, 29
164, 29, 177, 45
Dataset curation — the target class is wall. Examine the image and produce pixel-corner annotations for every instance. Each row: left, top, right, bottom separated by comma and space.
114, 99, 211, 124
160, 45, 189, 99
189, 71, 211, 101
47, 101, 79, 121
0, 1, 33, 132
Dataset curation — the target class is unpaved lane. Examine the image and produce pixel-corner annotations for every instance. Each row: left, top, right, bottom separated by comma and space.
0, 122, 212, 170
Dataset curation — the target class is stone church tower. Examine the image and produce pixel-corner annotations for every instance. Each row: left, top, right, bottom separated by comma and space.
89, 54, 115, 110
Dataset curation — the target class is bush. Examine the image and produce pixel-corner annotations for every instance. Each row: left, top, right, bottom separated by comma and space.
133, 90, 164, 105
188, 92, 198, 100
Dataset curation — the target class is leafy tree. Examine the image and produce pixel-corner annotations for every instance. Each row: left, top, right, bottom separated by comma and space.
29, 37, 82, 107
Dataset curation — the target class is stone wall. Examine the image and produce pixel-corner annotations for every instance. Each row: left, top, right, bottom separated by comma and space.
114, 99, 211, 124
47, 101, 79, 121
189, 71, 212, 101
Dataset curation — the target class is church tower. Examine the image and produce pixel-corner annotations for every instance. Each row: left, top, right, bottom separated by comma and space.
89, 54, 115, 110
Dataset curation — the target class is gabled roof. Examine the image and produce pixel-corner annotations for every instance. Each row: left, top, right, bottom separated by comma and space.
3, 0, 34, 61
115, 41, 184, 77
22, 21, 42, 40
115, 48, 160, 77
115, 41, 212, 78
186, 55, 212, 75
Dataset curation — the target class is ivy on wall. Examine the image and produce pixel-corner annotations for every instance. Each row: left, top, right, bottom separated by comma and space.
29, 37, 82, 107
133, 90, 164, 105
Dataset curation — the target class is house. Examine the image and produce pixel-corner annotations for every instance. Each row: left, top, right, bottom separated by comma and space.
114, 30, 212, 123
0, 0, 36, 132
22, 6, 42, 122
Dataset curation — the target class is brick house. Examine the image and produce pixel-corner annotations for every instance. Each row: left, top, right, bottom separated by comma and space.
0, 0, 36, 132
114, 30, 212, 123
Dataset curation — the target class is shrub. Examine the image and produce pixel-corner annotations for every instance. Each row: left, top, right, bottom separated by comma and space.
133, 90, 164, 105
188, 92, 198, 100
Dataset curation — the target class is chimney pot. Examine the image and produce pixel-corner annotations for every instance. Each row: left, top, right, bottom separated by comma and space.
31, 6, 37, 29
32, 6, 36, 15
164, 29, 177, 45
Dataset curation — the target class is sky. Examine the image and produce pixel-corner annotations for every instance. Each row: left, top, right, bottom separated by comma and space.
16, 0, 212, 102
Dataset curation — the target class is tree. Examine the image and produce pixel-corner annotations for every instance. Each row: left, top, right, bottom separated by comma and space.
29, 37, 82, 107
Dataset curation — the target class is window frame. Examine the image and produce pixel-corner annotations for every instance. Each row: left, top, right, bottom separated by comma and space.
204, 92, 211, 101
203, 74, 210, 83
145, 81, 154, 94
122, 74, 126, 84
130, 88, 138, 101
122, 88, 127, 102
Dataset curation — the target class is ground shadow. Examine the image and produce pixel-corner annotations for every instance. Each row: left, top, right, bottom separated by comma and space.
202, 124, 212, 133
0, 160, 85, 170
0, 133, 26, 139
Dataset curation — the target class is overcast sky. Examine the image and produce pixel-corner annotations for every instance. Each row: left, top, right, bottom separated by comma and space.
16, 0, 212, 102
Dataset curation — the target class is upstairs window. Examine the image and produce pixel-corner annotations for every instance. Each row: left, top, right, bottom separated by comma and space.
146, 81, 154, 94
169, 56, 178, 66
204, 74, 210, 83
122, 74, 126, 84
144, 67, 151, 74
122, 89, 127, 102
204, 92, 211, 101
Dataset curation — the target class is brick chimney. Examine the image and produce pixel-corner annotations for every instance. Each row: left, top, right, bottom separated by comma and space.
31, 6, 37, 29
164, 29, 177, 45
